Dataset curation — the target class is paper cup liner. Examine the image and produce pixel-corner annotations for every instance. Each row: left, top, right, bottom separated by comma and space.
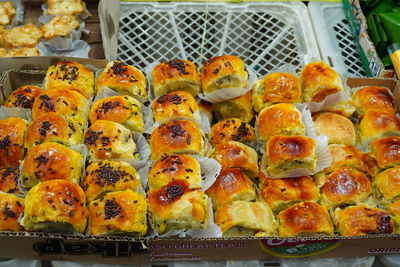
307, 86, 349, 114
36, 38, 90, 58
0, 106, 31, 121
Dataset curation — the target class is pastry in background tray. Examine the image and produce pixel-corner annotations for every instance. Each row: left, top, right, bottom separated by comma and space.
277, 201, 334, 237
371, 136, 400, 169
334, 205, 394, 236
215, 201, 277, 237
84, 120, 138, 162
83, 161, 141, 203
209, 118, 255, 145
201, 55, 248, 94
300, 61, 343, 103
41, 15, 80, 39
88, 190, 147, 236
0, 192, 24, 231
0, 118, 27, 168
257, 103, 305, 141
3, 85, 42, 109
252, 72, 301, 112
149, 120, 206, 161
47, 0, 86, 16
0, 47, 40, 57
46, 60, 95, 99
20, 142, 83, 189
97, 61, 147, 101
324, 98, 356, 117
147, 179, 209, 234
358, 110, 400, 145
213, 90, 254, 123
152, 59, 200, 97
152, 91, 201, 125
89, 95, 143, 133
374, 166, 400, 203
353, 86, 396, 114
0, 1, 15, 25
21, 179, 87, 233
0, 24, 42, 48
386, 198, 400, 233
312, 112, 356, 145
32, 89, 89, 128
148, 153, 201, 190
0, 167, 20, 194
25, 112, 82, 149
198, 100, 213, 123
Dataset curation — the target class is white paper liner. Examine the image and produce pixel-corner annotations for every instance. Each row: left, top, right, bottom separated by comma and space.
0, 106, 31, 121
266, 63, 298, 76
307, 86, 349, 113
41, 3, 92, 21
144, 61, 160, 102
36, 38, 90, 58
39, 14, 87, 41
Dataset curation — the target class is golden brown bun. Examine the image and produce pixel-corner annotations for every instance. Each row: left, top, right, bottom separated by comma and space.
371, 136, 400, 169
88, 190, 147, 236
211, 141, 258, 178
312, 112, 356, 145
209, 118, 255, 145
359, 110, 400, 144
4, 85, 42, 109
32, 88, 89, 128
0, 2, 15, 25
257, 103, 305, 141
201, 55, 248, 93
353, 86, 396, 114
324, 99, 356, 118
0, 24, 42, 48
0, 47, 40, 57
213, 90, 254, 123
83, 160, 141, 203
152, 91, 200, 124
47, 0, 85, 15
89, 95, 143, 133
386, 199, 400, 233
300, 61, 343, 103
0, 118, 27, 168
25, 112, 82, 149
150, 120, 205, 161
206, 168, 256, 209
20, 142, 83, 189
45, 60, 95, 99
198, 100, 213, 123
0, 167, 20, 194
334, 205, 394, 236
152, 59, 200, 97
84, 120, 137, 162
373, 166, 400, 201
277, 201, 334, 237
148, 153, 201, 190
0, 192, 24, 231
97, 61, 147, 101
21, 179, 87, 233
41, 15, 80, 39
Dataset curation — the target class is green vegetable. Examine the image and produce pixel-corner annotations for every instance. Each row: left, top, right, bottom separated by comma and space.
380, 12, 400, 43
381, 54, 393, 67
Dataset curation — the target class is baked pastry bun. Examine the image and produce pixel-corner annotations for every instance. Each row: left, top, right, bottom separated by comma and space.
47, 0, 86, 15
45, 60, 95, 99
150, 120, 206, 161
373, 166, 400, 202
257, 103, 305, 141
0, 118, 27, 168
148, 153, 201, 190
211, 141, 258, 178
359, 110, 400, 144
32, 88, 89, 128
97, 61, 147, 101
152, 91, 201, 124
25, 112, 82, 149
201, 55, 248, 93
324, 99, 356, 118
84, 120, 138, 162
0, 167, 20, 194
1, 24, 42, 48
88, 190, 147, 236
213, 90, 254, 123
41, 15, 80, 39
215, 201, 277, 237
334, 205, 394, 236
371, 137, 400, 169
152, 59, 200, 97
265, 135, 317, 177
206, 168, 256, 209
20, 142, 83, 189
147, 179, 209, 234
90, 95, 143, 133
277, 201, 334, 237
209, 118, 255, 145
0, 1, 15, 25
313, 112, 356, 145
1, 47, 40, 57
83, 161, 142, 203
21, 179, 87, 233
300, 61, 343, 103
3, 85, 42, 109
386, 198, 400, 233
353, 86, 396, 114
0, 192, 24, 231
252, 73, 301, 112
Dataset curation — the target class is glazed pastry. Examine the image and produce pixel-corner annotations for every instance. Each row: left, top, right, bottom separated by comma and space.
97, 61, 147, 101
313, 112, 356, 145
0, 24, 42, 48
213, 90, 254, 123
21, 179, 87, 233
89, 95, 143, 133
41, 15, 80, 39
83, 160, 141, 203
152, 59, 200, 97
25, 112, 82, 149
257, 103, 305, 141
371, 136, 400, 169
209, 118, 255, 145
324, 99, 356, 118
0, 167, 20, 194
353, 86, 396, 114
3, 85, 42, 109
373, 166, 400, 202
5, 47, 40, 57
0, 192, 24, 231
88, 190, 147, 236
20, 142, 83, 188
0, 1, 15, 25
358, 110, 400, 145
47, 0, 86, 15
45, 60, 95, 99
386, 199, 400, 233
0, 118, 27, 168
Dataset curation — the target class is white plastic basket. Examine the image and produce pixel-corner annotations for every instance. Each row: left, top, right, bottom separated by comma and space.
117, 1, 320, 77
